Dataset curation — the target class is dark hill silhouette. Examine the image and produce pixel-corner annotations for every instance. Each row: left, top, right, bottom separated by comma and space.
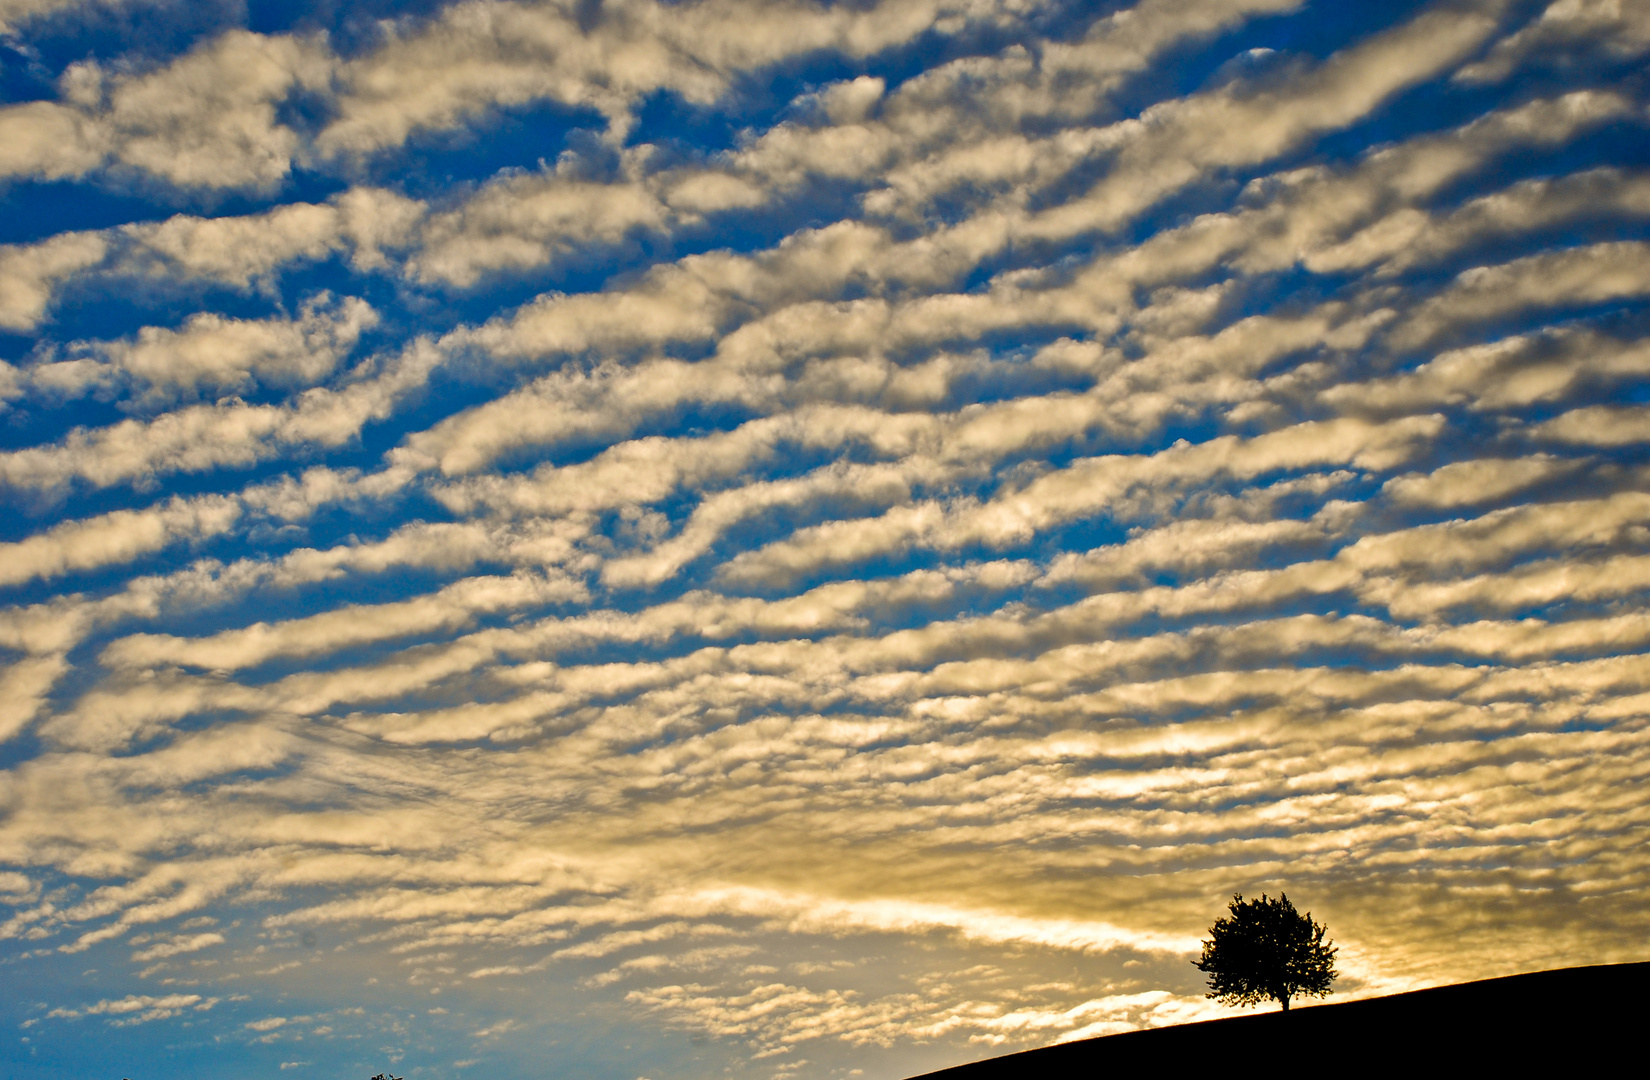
906, 962, 1644, 1077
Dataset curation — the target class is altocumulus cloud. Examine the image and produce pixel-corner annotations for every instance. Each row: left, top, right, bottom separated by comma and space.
1, 0, 1649, 1076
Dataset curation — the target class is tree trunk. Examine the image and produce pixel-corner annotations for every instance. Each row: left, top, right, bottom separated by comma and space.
1279, 995, 1289, 1012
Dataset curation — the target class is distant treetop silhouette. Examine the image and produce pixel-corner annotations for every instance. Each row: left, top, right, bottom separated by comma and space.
1195, 892, 1337, 1012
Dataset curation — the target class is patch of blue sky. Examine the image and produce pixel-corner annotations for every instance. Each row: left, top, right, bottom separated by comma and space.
0, 181, 174, 246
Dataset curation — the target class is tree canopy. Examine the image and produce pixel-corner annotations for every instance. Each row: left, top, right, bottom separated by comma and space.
1194, 892, 1337, 1012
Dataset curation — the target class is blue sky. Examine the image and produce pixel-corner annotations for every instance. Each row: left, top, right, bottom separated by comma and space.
1, 0, 1649, 1076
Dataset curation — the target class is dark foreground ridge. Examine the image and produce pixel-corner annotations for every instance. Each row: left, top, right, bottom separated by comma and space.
906, 961, 1645, 1077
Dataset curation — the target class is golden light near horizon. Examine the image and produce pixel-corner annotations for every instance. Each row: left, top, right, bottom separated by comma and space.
1, 0, 1648, 1076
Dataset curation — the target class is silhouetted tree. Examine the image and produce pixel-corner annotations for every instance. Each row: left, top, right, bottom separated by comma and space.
1194, 892, 1337, 1012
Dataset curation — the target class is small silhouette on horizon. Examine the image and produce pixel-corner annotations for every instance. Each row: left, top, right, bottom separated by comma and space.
1194, 892, 1337, 1012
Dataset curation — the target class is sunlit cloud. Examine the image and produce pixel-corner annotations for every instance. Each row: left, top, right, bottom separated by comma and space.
2, 0, 1648, 1077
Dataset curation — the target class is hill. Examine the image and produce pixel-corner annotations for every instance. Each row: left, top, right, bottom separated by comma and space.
906, 961, 1645, 1077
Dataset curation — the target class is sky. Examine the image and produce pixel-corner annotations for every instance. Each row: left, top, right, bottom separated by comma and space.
0, 0, 1648, 1076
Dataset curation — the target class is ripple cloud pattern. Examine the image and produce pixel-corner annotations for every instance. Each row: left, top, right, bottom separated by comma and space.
1, 0, 1648, 1076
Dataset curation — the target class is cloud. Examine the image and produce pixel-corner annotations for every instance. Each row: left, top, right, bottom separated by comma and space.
0, 100, 110, 183
699, 888, 1201, 957
400, 93, 1631, 479
1380, 456, 1582, 509
101, 572, 582, 672
0, 495, 240, 588
47, 993, 218, 1025
624, 980, 1218, 1055
0, 190, 423, 334
368, 0, 1313, 295
0, 232, 109, 331
1324, 325, 1650, 416
3, 2, 1650, 1075
0, 0, 159, 33
0, 338, 440, 492
130, 930, 224, 961
0, 653, 68, 744
1027, 1, 1513, 239
29, 294, 377, 409
408, 171, 669, 288
119, 187, 427, 286
0, 31, 330, 190
1456, 0, 1650, 84
99, 31, 330, 188
316, 0, 1020, 157
1536, 404, 1650, 447
718, 416, 1441, 587
1392, 241, 1650, 349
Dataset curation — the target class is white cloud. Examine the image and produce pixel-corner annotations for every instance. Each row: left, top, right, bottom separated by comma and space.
0, 0, 160, 33
317, 0, 1019, 157
0, 338, 440, 491
1457, 0, 1650, 84
1380, 456, 1582, 509
408, 172, 668, 288
47, 993, 217, 1025
1027, 1, 1512, 239
30, 294, 377, 409
101, 30, 330, 189
0, 653, 68, 744
0, 495, 240, 588
102, 572, 581, 672
1308, 167, 1650, 276
0, 190, 423, 336
120, 188, 426, 287
382, 0, 1317, 293
0, 31, 329, 190
719, 416, 1442, 586
4, 2, 1650, 1072
131, 931, 224, 962
1536, 405, 1650, 447
1325, 326, 1650, 415
1393, 241, 1650, 348
0, 232, 109, 331
0, 100, 109, 182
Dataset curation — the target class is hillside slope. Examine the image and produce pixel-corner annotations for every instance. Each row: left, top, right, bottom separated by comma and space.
907, 962, 1646, 1077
